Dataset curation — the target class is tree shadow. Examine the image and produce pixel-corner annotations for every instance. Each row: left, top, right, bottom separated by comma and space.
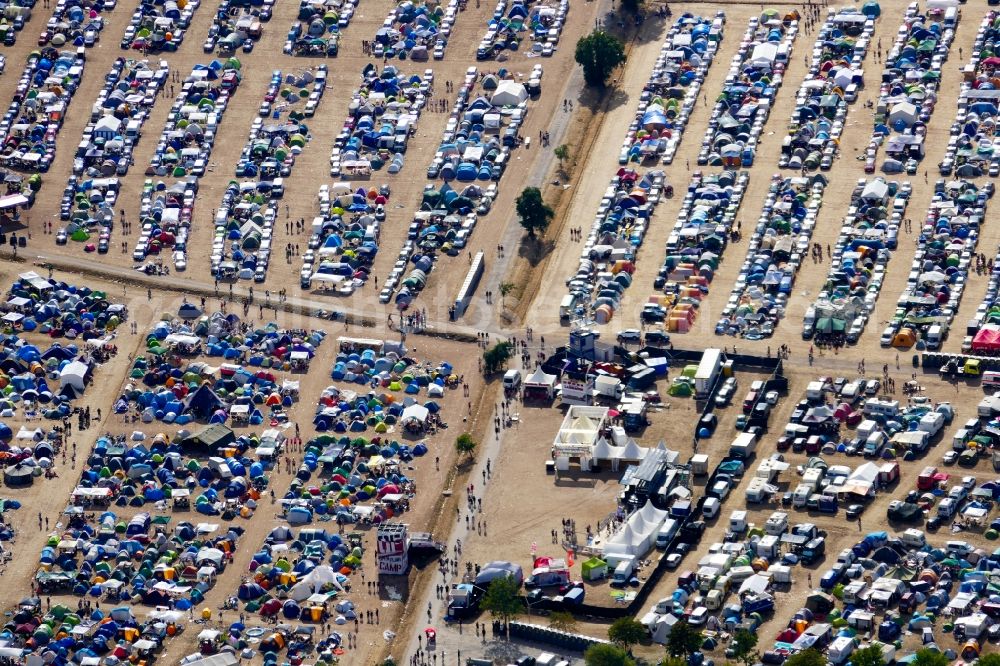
578, 81, 628, 114
517, 235, 555, 267
576, 13, 668, 113
483, 639, 531, 663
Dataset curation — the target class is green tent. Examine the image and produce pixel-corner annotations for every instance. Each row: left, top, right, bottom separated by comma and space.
581, 557, 607, 581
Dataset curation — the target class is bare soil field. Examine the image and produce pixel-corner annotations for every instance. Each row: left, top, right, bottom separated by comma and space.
3, 0, 1000, 664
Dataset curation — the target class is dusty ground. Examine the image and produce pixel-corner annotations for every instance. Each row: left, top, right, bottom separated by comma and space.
3, 0, 1000, 665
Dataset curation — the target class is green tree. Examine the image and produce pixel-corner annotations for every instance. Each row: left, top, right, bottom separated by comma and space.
455, 432, 476, 460
666, 618, 703, 658
731, 629, 760, 666
548, 610, 578, 633
482, 341, 514, 375
498, 281, 515, 307
784, 649, 828, 666
575, 30, 626, 88
976, 655, 1000, 666
515, 187, 554, 238
584, 644, 635, 666
480, 576, 523, 634
910, 650, 949, 666
851, 645, 885, 666
554, 144, 570, 171
607, 617, 646, 653
619, 0, 641, 14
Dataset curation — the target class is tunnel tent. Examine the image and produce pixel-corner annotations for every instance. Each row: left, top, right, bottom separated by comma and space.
178, 424, 235, 450
490, 80, 527, 107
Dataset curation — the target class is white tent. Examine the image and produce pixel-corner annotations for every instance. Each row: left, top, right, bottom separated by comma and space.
490, 81, 528, 107
650, 613, 678, 644
59, 361, 88, 393
620, 439, 648, 461
861, 179, 888, 201
751, 42, 778, 67
401, 404, 429, 424
290, 565, 345, 601
739, 573, 771, 595
603, 500, 666, 557
592, 437, 624, 461
888, 101, 917, 128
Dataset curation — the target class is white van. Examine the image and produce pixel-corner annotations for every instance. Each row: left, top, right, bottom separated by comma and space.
612, 559, 634, 584
502, 370, 522, 390
702, 497, 720, 519
983, 371, 1000, 390
688, 606, 709, 626
901, 528, 926, 549
655, 518, 679, 549
559, 294, 578, 320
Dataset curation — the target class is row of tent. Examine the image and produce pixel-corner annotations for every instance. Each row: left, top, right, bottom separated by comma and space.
301, 182, 388, 295
39, 0, 106, 49
286, 0, 357, 56
716, 175, 827, 339
940, 11, 1000, 178
314, 383, 444, 434
772, 529, 1000, 664
235, 67, 325, 179
565, 169, 667, 325
4, 272, 127, 337
146, 311, 323, 362
969, 176, 1000, 348
373, 0, 455, 60
209, 181, 278, 282
216, 68, 325, 283
111, 316, 322, 424
870, 3, 955, 174
59, 176, 118, 244
36, 506, 242, 606
809, 178, 910, 342
779, 7, 875, 172
389, 65, 536, 308
0, 350, 93, 420
204, 0, 269, 55
122, 0, 200, 53
697, 10, 798, 168
0, 601, 203, 665
0, 1, 33, 45
475, 0, 568, 60
330, 64, 430, 176
654, 170, 748, 333
621, 13, 723, 166
134, 177, 196, 269
278, 430, 423, 525
0, 48, 85, 173
71, 430, 272, 515
147, 59, 242, 178
890, 180, 989, 349
73, 58, 168, 179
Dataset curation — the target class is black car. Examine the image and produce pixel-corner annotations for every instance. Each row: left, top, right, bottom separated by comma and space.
926, 516, 943, 531
781, 492, 794, 507
645, 331, 671, 346
698, 413, 717, 437
680, 521, 705, 543
846, 504, 864, 520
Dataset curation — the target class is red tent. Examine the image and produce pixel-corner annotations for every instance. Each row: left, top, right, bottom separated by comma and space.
972, 325, 1000, 352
